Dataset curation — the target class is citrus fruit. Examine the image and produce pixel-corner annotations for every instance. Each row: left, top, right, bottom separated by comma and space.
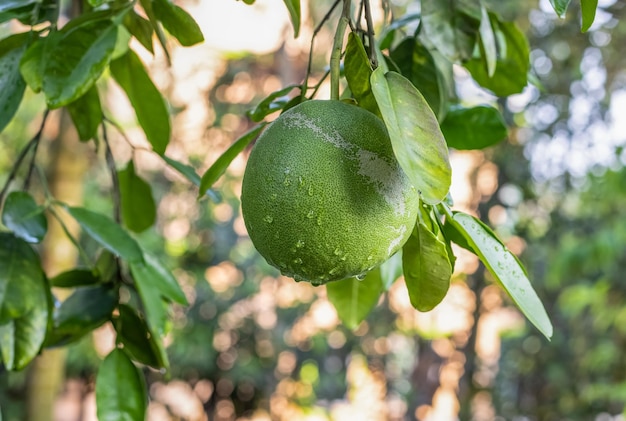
241, 100, 419, 285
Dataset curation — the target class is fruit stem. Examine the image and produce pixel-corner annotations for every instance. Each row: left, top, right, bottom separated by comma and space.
330, 0, 351, 101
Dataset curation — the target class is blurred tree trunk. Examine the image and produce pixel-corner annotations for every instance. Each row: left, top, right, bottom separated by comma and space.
26, 110, 88, 421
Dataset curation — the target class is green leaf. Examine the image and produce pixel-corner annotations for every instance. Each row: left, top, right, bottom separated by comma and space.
138, 0, 170, 61
549, 0, 572, 17
402, 218, 452, 312
198, 124, 265, 198
129, 260, 170, 337
160, 155, 200, 186
581, 0, 598, 32
1, 191, 47, 243
326, 272, 384, 329
118, 160, 156, 233
66, 206, 143, 263
42, 20, 119, 108
380, 252, 403, 290
370, 69, 451, 205
282, 0, 301, 37
478, 7, 497, 77
344, 33, 379, 116
114, 304, 167, 369
440, 104, 507, 150
110, 49, 170, 154
152, 0, 204, 46
421, 0, 481, 62
66, 85, 102, 141
0, 233, 49, 370
464, 18, 529, 96
50, 269, 101, 288
448, 211, 553, 339
45, 285, 116, 347
0, 33, 28, 134
139, 253, 187, 305
96, 349, 147, 421
19, 35, 46, 93
248, 85, 299, 122
123, 10, 154, 53
390, 37, 446, 120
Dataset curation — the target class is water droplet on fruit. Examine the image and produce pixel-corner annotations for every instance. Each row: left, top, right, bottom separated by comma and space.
263, 215, 273, 223
293, 258, 303, 265
270, 193, 278, 200
329, 267, 340, 275
367, 255, 374, 261
306, 210, 315, 219
298, 176, 304, 188
296, 239, 305, 248
316, 217, 322, 226
308, 186, 314, 196
355, 274, 366, 281
333, 247, 342, 256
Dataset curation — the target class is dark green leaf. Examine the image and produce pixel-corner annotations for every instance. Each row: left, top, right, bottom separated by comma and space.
66, 206, 143, 263
66, 85, 102, 141
282, 0, 301, 37
110, 49, 170, 154
421, 0, 481, 62
123, 10, 154, 53
448, 211, 553, 339
139, 253, 186, 305
45, 285, 116, 347
1, 191, 47, 243
129, 260, 169, 336
344, 33, 380, 116
464, 18, 529, 96
96, 348, 147, 421
549, 0, 572, 17
402, 218, 452, 312
138, 0, 170, 60
478, 7, 497, 77
160, 155, 201, 186
118, 160, 156, 233
0, 33, 28, 134
19, 35, 46, 93
198, 124, 265, 198
0, 233, 49, 370
371, 69, 451, 205
114, 304, 167, 369
95, 250, 118, 283
152, 0, 204, 46
50, 269, 102, 288
42, 20, 119, 108
326, 271, 384, 329
440, 104, 507, 150
248, 85, 299, 122
581, 0, 598, 32
390, 37, 446, 119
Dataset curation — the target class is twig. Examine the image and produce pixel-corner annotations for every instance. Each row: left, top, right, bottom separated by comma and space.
363, 0, 378, 68
330, 0, 352, 100
0, 111, 50, 206
102, 121, 121, 224
103, 115, 137, 150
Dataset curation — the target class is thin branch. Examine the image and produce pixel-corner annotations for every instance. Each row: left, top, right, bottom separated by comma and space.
0, 111, 50, 206
330, 0, 352, 100
103, 115, 137, 150
24, 109, 50, 190
363, 0, 378, 68
102, 121, 121, 224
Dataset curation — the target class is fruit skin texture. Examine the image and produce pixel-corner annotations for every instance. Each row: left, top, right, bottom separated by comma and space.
241, 100, 419, 286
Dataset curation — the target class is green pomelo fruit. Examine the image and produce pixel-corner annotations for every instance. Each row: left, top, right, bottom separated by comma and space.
241, 100, 419, 285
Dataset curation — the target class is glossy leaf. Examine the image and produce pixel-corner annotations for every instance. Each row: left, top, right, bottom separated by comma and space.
66, 85, 102, 141
390, 37, 446, 120
421, 0, 481, 62
130, 260, 170, 337
96, 348, 147, 421
153, 0, 204, 46
581, 0, 598, 32
440, 104, 507, 150
0, 33, 28, 134
160, 155, 201, 186
326, 271, 384, 329
344, 33, 379, 116
402, 218, 452, 312
248, 85, 299, 122
42, 20, 118, 108
50, 269, 101, 288
549, 0, 572, 17
0, 233, 49, 370
66, 206, 143, 263
123, 10, 154, 53
46, 285, 116, 346
478, 7, 497, 77
19, 35, 46, 93
198, 124, 265, 198
141, 253, 186, 305
1, 191, 47, 243
138, 0, 170, 60
114, 304, 167, 369
282, 0, 301, 37
465, 18, 529, 96
110, 49, 171, 154
448, 211, 553, 339
371, 69, 451, 205
118, 160, 156, 233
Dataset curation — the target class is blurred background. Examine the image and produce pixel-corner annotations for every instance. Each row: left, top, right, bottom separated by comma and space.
1, 0, 626, 419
